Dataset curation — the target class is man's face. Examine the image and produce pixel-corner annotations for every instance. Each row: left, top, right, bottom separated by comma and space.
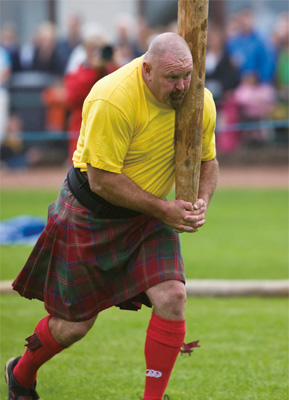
144, 51, 193, 108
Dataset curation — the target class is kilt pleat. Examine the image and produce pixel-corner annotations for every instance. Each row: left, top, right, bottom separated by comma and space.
12, 179, 185, 321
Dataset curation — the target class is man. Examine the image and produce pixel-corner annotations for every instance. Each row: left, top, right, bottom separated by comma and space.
64, 24, 118, 161
5, 32, 218, 400
226, 8, 276, 84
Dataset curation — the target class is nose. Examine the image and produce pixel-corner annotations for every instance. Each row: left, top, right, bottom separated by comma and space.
175, 78, 185, 91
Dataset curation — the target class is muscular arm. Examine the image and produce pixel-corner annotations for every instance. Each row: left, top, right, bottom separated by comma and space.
86, 164, 203, 233
179, 157, 219, 233
198, 157, 219, 211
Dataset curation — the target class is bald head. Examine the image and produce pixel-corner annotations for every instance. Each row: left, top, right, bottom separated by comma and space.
142, 33, 193, 108
144, 32, 192, 63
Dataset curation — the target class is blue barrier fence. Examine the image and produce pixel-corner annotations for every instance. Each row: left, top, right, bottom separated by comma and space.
8, 119, 289, 142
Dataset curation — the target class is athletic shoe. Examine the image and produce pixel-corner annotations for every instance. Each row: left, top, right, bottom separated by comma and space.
5, 357, 40, 400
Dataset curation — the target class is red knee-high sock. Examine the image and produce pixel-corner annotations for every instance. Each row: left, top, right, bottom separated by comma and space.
143, 313, 186, 400
13, 315, 65, 388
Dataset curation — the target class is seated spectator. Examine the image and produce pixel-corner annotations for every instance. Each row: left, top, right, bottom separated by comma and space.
65, 23, 108, 73
113, 14, 151, 66
134, 16, 155, 56
0, 115, 42, 169
216, 71, 276, 152
0, 23, 22, 72
216, 10, 279, 153
56, 15, 82, 73
233, 72, 276, 145
64, 25, 118, 161
205, 23, 240, 154
29, 22, 63, 76
234, 73, 276, 120
41, 79, 67, 133
19, 33, 36, 71
113, 13, 140, 66
205, 23, 240, 103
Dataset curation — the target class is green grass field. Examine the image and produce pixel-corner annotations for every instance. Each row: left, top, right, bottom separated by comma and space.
0, 296, 288, 400
0, 188, 288, 280
0, 187, 288, 399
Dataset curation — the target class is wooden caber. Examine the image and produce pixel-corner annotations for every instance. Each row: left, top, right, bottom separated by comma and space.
175, 0, 209, 203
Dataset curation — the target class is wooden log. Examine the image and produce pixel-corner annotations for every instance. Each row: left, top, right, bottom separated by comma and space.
175, 0, 209, 202
2, 280, 289, 297
186, 280, 289, 297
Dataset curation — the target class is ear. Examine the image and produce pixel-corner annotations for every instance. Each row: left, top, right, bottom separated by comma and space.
142, 61, 152, 81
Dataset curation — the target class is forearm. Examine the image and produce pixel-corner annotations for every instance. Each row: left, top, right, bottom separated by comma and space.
86, 164, 166, 219
86, 164, 204, 233
198, 158, 219, 210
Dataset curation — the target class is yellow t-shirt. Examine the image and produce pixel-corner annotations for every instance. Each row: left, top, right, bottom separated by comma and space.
73, 56, 216, 200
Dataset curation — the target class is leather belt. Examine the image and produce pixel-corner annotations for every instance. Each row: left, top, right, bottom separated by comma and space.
66, 165, 141, 219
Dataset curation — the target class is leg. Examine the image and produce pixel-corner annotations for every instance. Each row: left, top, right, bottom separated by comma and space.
146, 279, 187, 320
9, 315, 96, 394
49, 315, 97, 347
142, 280, 187, 400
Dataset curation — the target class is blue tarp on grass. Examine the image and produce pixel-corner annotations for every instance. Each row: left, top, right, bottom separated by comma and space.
0, 216, 45, 245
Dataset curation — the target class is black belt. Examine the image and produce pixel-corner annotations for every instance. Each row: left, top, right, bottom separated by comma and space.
67, 165, 142, 219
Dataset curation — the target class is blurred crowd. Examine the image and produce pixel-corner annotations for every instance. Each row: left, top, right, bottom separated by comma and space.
0, 9, 288, 168
205, 9, 289, 153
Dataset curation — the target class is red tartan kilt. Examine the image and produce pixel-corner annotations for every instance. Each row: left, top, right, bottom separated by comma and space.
12, 180, 185, 321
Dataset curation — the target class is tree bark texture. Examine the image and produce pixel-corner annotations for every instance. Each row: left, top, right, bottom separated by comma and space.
175, 0, 209, 202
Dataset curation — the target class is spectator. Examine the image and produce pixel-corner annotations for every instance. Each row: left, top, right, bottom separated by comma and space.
272, 12, 289, 53
271, 12, 289, 141
19, 28, 45, 72
234, 73, 276, 120
276, 48, 289, 99
205, 23, 240, 103
29, 22, 63, 76
113, 14, 152, 66
0, 23, 22, 72
64, 25, 118, 161
276, 43, 289, 104
113, 13, 140, 66
0, 115, 42, 169
0, 46, 11, 143
225, 13, 240, 41
65, 23, 107, 73
226, 8, 276, 84
233, 73, 277, 145
216, 9, 278, 153
204, 23, 240, 154
273, 12, 289, 101
134, 16, 153, 56
41, 80, 67, 133
56, 15, 82, 73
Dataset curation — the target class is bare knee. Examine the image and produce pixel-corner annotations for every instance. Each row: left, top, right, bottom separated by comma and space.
146, 280, 186, 320
49, 315, 97, 347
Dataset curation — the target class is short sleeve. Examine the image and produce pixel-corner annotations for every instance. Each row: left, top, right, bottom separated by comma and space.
201, 89, 217, 161
78, 99, 133, 173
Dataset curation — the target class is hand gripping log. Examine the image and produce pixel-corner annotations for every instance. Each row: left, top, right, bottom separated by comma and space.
175, 0, 209, 203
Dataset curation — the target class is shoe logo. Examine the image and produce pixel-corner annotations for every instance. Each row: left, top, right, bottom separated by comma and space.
146, 369, 162, 378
